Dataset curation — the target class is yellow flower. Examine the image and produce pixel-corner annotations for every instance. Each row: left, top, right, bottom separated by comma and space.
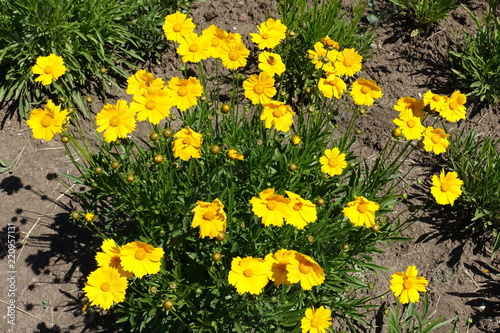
162, 11, 196, 43
439, 90, 467, 122
291, 135, 301, 145
126, 69, 165, 96
172, 126, 203, 161
220, 40, 250, 70
249, 188, 293, 227
264, 249, 296, 286
202, 25, 228, 58
261, 100, 295, 132
350, 78, 383, 106
335, 48, 363, 77
228, 256, 270, 295
83, 267, 128, 310
258, 51, 286, 77
26, 99, 69, 141
227, 149, 244, 160
191, 199, 227, 238
301, 306, 332, 333
96, 100, 136, 143
130, 87, 172, 125
177, 32, 211, 63
284, 191, 317, 229
422, 126, 450, 155
342, 196, 380, 228
249, 18, 286, 49
166, 76, 203, 111
320, 36, 339, 50
307, 42, 337, 72
95, 239, 133, 278
119, 241, 164, 278
318, 74, 346, 99
390, 266, 429, 304
32, 54, 66, 85
423, 90, 445, 113
430, 170, 463, 205
286, 252, 325, 290
392, 113, 425, 141
319, 147, 347, 177
84, 212, 95, 222
394, 96, 424, 119
243, 72, 277, 105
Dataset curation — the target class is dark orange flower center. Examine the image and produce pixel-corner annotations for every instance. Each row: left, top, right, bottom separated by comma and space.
173, 23, 182, 32
272, 109, 283, 117
440, 183, 450, 192
253, 83, 265, 94
361, 85, 371, 94
403, 280, 413, 290
243, 268, 254, 277
145, 100, 156, 110
431, 134, 441, 144
177, 87, 188, 97
44, 66, 53, 74
100, 282, 110, 292
135, 248, 146, 260
357, 203, 368, 213
266, 199, 277, 210
41, 115, 53, 127
311, 317, 322, 328
211, 37, 220, 47
406, 119, 415, 128
109, 116, 120, 127
267, 57, 276, 65
432, 95, 440, 102
110, 256, 121, 267
449, 101, 458, 110
328, 158, 339, 168
261, 33, 269, 39
183, 136, 193, 145
203, 210, 216, 221
293, 202, 303, 211
189, 44, 198, 52
343, 58, 354, 67
299, 260, 313, 274
228, 51, 239, 61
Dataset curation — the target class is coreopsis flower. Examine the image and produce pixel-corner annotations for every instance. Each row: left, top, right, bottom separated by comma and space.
32, 54, 66, 85
243, 72, 277, 105
95, 239, 133, 278
26, 99, 69, 141
228, 256, 271, 295
390, 266, 429, 304
394, 96, 425, 119
162, 11, 196, 43
191, 199, 227, 238
258, 51, 286, 76
350, 78, 383, 106
423, 90, 445, 113
287, 252, 325, 290
250, 18, 287, 49
318, 74, 346, 99
119, 241, 164, 278
249, 188, 293, 227
439, 90, 467, 122
301, 306, 332, 333
126, 69, 165, 96
342, 196, 380, 228
422, 126, 450, 155
335, 48, 363, 77
219, 40, 250, 70
284, 191, 317, 229
319, 147, 347, 177
291, 135, 301, 145
176, 32, 211, 63
172, 126, 203, 161
227, 149, 244, 160
96, 100, 136, 143
83, 267, 128, 310
84, 212, 95, 222
320, 36, 339, 50
130, 87, 172, 125
392, 113, 425, 140
265, 249, 296, 286
430, 170, 463, 205
261, 100, 295, 132
202, 25, 228, 58
166, 76, 203, 111
308, 42, 328, 69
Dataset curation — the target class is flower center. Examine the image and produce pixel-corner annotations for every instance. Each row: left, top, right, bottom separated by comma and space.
228, 51, 239, 61
311, 317, 322, 328
431, 134, 441, 144
203, 210, 216, 220
432, 95, 440, 102
449, 101, 458, 110
100, 282, 111, 292
145, 100, 156, 110
328, 158, 338, 168
267, 57, 276, 65
211, 38, 220, 47
299, 260, 313, 274
403, 280, 413, 290
343, 58, 353, 67
440, 183, 450, 192
189, 44, 198, 52
293, 202, 303, 211
173, 23, 182, 32
109, 116, 120, 127
41, 115, 53, 127
110, 256, 121, 267
177, 87, 188, 97
243, 268, 254, 277
357, 203, 368, 213
361, 85, 371, 94
272, 109, 283, 118
266, 199, 277, 210
261, 33, 269, 39
253, 83, 265, 94
135, 248, 146, 260
183, 136, 193, 145
44, 66, 53, 74
406, 119, 415, 128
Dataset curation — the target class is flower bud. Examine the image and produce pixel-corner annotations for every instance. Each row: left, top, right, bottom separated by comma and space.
111, 161, 120, 169
210, 145, 221, 154
288, 163, 298, 172
163, 129, 173, 138
149, 132, 159, 141
126, 174, 135, 182
221, 104, 231, 113
153, 154, 164, 164
94, 167, 103, 175
61, 135, 70, 143
212, 252, 222, 262
163, 300, 174, 310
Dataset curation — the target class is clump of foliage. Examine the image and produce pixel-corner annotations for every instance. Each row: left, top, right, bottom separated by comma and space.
388, 0, 458, 27
450, 0, 500, 104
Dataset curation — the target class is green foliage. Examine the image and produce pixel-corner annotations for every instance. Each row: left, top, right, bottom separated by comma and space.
0, 0, 198, 119
0, 159, 14, 174
438, 128, 500, 258
450, 0, 500, 105
387, 293, 458, 333
388, 0, 458, 26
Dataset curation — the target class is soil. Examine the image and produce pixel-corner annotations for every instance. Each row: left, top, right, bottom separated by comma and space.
1, 0, 499, 332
